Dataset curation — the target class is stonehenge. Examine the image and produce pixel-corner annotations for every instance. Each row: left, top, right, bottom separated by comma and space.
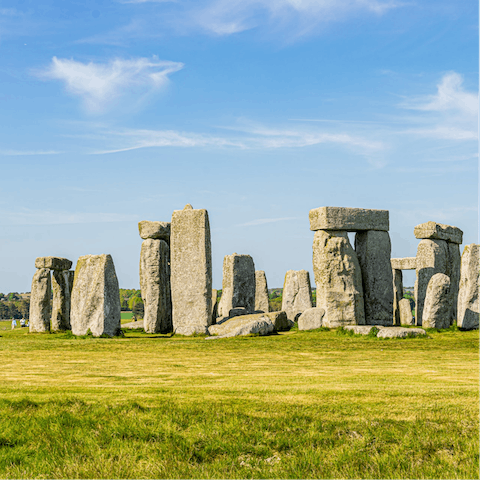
255, 270, 269, 313
29, 268, 52, 333
391, 257, 416, 326
457, 244, 479, 330
281, 269, 313, 322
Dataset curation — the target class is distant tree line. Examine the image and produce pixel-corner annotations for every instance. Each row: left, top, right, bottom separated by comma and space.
0, 293, 30, 319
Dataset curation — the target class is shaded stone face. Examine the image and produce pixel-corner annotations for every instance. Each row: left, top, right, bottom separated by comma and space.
446, 242, 461, 324
398, 298, 414, 326
392, 269, 403, 326
391, 257, 416, 270
281, 269, 313, 322
170, 205, 212, 335
457, 244, 479, 330
35, 257, 72, 271
70, 254, 121, 337
309, 207, 389, 232
140, 239, 172, 334
313, 230, 365, 327
51, 269, 72, 331
211, 289, 218, 324
422, 273, 453, 329
355, 230, 394, 326
254, 270, 269, 313
297, 307, 325, 331
414, 221, 463, 244
138, 221, 171, 241
29, 268, 51, 333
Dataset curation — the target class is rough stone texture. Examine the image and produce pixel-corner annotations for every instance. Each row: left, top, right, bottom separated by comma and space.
171, 205, 212, 335
415, 239, 448, 326
446, 242, 461, 324
255, 270, 269, 313
391, 257, 416, 270
376, 327, 427, 338
457, 244, 479, 330
309, 206, 389, 232
70, 254, 121, 337
313, 230, 365, 327
138, 221, 171, 241
343, 325, 378, 335
140, 239, 172, 334
51, 269, 72, 331
422, 273, 453, 329
217, 254, 255, 317
355, 230, 394, 326
35, 256, 72, 271
68, 271, 75, 296
122, 321, 145, 329
29, 268, 52, 333
399, 298, 414, 326
228, 307, 249, 318
281, 270, 313, 322
392, 269, 403, 326
414, 221, 463, 244
211, 289, 218, 324
297, 307, 325, 330
269, 311, 293, 331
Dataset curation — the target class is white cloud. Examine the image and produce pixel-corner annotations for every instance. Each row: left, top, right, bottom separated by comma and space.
36, 56, 184, 113
0, 150, 62, 156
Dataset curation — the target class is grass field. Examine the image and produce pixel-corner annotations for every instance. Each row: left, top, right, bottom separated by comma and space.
0, 323, 478, 478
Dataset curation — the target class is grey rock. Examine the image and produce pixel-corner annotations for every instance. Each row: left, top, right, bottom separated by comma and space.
35, 256, 72, 271
309, 206, 389, 232
211, 289, 218, 323
355, 230, 394, 326
414, 221, 463, 244
228, 307, 249, 317
255, 270, 269, 313
51, 269, 72, 331
281, 269, 313, 322
217, 253, 255, 317
140, 239, 172, 334
269, 311, 293, 331
376, 327, 427, 338
29, 268, 51, 333
457, 244, 479, 330
68, 270, 75, 296
122, 320, 145, 329
399, 298, 414, 326
313, 230, 365, 327
392, 269, 403, 326
446, 242, 461, 324
343, 325, 379, 335
391, 257, 416, 270
171, 205, 212, 335
422, 273, 453, 329
138, 221, 171, 241
297, 307, 325, 330
70, 254, 121, 337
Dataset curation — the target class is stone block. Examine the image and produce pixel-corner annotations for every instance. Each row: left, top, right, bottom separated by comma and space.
414, 221, 463, 244
422, 273, 453, 329
281, 269, 313, 322
392, 269, 403, 326
297, 307, 325, 330
35, 256, 72, 271
138, 221, 171, 241
391, 257, 416, 270
309, 206, 389, 232
29, 268, 51, 333
376, 327, 427, 338
255, 270, 269, 313
51, 270, 72, 331
399, 298, 414, 326
457, 244, 479, 330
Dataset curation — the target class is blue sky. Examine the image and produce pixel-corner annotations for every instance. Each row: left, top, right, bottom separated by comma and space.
0, 0, 477, 292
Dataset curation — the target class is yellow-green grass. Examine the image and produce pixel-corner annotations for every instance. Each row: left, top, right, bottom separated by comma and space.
0, 326, 478, 479
121, 311, 133, 323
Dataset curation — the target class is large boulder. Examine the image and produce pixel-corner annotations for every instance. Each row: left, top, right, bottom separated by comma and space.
414, 221, 463, 244
297, 307, 325, 330
422, 273, 453, 329
51, 270, 72, 331
309, 207, 389, 232
255, 270, 269, 313
70, 254, 121, 337
138, 221, 171, 241
281, 269, 313, 322
457, 244, 479, 330
29, 268, 52, 333
35, 256, 72, 271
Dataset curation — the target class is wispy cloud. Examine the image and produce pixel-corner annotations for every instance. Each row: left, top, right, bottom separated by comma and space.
35, 56, 184, 113
0, 150, 63, 156
236, 216, 300, 227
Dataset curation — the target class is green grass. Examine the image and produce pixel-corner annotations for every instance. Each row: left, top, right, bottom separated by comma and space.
0, 326, 478, 478
121, 311, 133, 321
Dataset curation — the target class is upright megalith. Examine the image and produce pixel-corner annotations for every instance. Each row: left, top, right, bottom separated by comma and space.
217, 254, 256, 317
457, 244, 479, 330
446, 242, 461, 323
51, 270, 72, 331
399, 298, 414, 325
355, 230, 393, 325
171, 204, 212, 335
281, 269, 313, 322
70, 254, 121, 337
312, 230, 365, 327
422, 273, 453, 329
255, 270, 269, 313
392, 269, 403, 326
29, 268, 52, 333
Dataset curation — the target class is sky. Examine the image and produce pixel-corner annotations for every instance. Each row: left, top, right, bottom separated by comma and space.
0, 0, 478, 292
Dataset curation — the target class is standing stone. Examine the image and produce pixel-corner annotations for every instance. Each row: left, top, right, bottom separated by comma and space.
415, 239, 448, 326
313, 230, 365, 327
392, 269, 403, 326
51, 270, 72, 331
281, 270, 313, 322
457, 244, 479, 330
217, 253, 255, 317
70, 254, 121, 337
140, 239, 172, 334
211, 289, 218, 324
298, 307, 325, 330
68, 270, 75, 296
255, 270, 269, 313
399, 298, 414, 325
355, 230, 394, 326
170, 205, 212, 335
422, 273, 453, 329
29, 268, 52, 333
446, 242, 461, 324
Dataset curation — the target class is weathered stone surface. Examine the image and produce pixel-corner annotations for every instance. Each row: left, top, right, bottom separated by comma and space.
51, 270, 72, 331
35, 256, 72, 271
391, 257, 416, 270
29, 268, 51, 333
171, 205, 212, 335
355, 230, 394, 326
457, 244, 479, 330
217, 254, 255, 317
269, 311, 293, 331
281, 270, 313, 322
255, 270, 269, 313
392, 269, 403, 326
70, 254, 121, 337
297, 307, 325, 330
446, 242, 461, 324
414, 221, 463, 244
122, 320, 145, 329
343, 325, 378, 335
140, 239, 172, 334
228, 307, 249, 318
376, 327, 427, 338
399, 298, 414, 325
138, 221, 171, 241
309, 206, 389, 232
68, 271, 75, 296
422, 273, 453, 329
211, 289, 218, 323
415, 239, 448, 326
313, 230, 365, 327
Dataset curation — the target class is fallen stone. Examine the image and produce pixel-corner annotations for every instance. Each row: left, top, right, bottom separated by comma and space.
343, 325, 378, 335
228, 307, 249, 317
208, 311, 291, 336
70, 254, 121, 337
414, 221, 463, 244
138, 221, 171, 241
297, 307, 325, 330
392, 269, 403, 326
281, 269, 313, 322
35, 256, 72, 271
422, 273, 453, 329
309, 206, 389, 232
376, 327, 427, 338
255, 270, 269, 313
29, 268, 52, 333
313, 230, 365, 327
51, 269, 72, 331
457, 244, 479, 330
399, 298, 414, 326
391, 257, 416, 270
207, 315, 275, 339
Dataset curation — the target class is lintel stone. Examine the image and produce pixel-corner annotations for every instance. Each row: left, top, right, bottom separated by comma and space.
309, 206, 389, 232
391, 257, 416, 270
414, 221, 463, 244
138, 221, 171, 240
35, 256, 72, 271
